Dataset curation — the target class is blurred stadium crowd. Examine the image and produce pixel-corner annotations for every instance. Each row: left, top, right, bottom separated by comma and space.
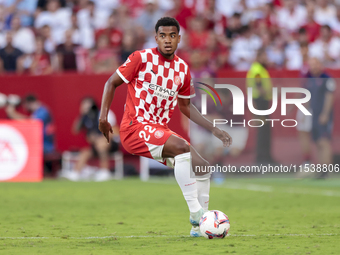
1, 0, 340, 75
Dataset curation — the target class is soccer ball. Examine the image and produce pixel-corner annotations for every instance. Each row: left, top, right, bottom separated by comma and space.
199, 210, 230, 239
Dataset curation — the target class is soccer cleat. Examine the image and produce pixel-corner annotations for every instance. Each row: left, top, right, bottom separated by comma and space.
189, 208, 204, 227
190, 226, 203, 237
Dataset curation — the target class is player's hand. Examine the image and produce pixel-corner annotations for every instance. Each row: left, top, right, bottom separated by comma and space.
212, 127, 232, 147
98, 119, 113, 143
318, 113, 329, 125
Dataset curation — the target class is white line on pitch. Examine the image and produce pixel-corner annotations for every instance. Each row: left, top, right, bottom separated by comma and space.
0, 233, 338, 240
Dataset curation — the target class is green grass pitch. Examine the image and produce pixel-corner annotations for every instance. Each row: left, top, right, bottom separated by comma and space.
0, 177, 340, 255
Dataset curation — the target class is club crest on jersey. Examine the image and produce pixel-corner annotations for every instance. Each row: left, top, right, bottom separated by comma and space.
154, 130, 164, 139
174, 76, 181, 86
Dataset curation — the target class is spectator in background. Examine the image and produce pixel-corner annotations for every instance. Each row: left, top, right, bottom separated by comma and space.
69, 12, 94, 49
277, 0, 307, 33
258, 2, 279, 36
71, 0, 88, 12
77, 0, 109, 31
35, 0, 71, 45
301, 4, 321, 43
0, 5, 6, 31
136, 0, 163, 48
10, 15, 35, 55
0, 32, 4, 50
5, 94, 55, 154
56, 29, 78, 71
95, 11, 123, 52
187, 15, 211, 50
285, 28, 309, 70
166, 0, 194, 30
225, 13, 243, 40
38, 24, 56, 53
201, 0, 227, 35
314, 0, 336, 26
2, 0, 37, 27
215, 0, 242, 18
229, 25, 262, 71
0, 31, 24, 73
330, 6, 340, 33
120, 31, 136, 62
63, 97, 120, 182
119, 0, 144, 17
91, 34, 119, 73
0, 5, 6, 48
37, 0, 66, 10
304, 57, 336, 178
261, 31, 284, 68
30, 36, 53, 75
286, 40, 310, 71
116, 4, 138, 32
309, 25, 340, 68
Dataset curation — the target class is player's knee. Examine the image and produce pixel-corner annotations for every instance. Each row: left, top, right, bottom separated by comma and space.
174, 141, 190, 156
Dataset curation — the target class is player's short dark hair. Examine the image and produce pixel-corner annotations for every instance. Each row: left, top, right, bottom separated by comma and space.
24, 94, 37, 103
155, 17, 180, 33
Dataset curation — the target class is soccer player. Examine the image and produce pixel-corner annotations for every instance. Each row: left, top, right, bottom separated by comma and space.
98, 17, 232, 237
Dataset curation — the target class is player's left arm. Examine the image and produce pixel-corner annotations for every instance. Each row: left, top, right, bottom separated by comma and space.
319, 78, 336, 125
178, 98, 232, 147
177, 68, 232, 147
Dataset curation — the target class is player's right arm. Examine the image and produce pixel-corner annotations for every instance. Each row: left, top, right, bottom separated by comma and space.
98, 72, 124, 143
99, 51, 142, 142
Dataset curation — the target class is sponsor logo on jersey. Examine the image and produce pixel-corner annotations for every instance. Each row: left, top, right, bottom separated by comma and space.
148, 84, 177, 99
154, 130, 164, 139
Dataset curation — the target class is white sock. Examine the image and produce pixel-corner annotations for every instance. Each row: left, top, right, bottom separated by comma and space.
174, 152, 202, 213
196, 173, 211, 212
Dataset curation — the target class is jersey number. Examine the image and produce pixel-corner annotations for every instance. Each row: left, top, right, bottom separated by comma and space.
139, 125, 156, 141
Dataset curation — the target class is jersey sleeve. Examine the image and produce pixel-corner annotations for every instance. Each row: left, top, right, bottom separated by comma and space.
116, 51, 141, 83
178, 69, 195, 99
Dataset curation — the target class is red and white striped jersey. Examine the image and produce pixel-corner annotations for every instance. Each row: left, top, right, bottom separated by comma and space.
117, 47, 195, 128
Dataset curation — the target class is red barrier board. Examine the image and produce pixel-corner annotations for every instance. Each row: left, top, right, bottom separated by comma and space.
0, 120, 43, 182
